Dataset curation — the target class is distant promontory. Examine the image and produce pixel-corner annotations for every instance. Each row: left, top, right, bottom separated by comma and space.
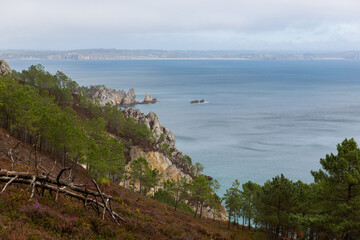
1, 49, 360, 60
85, 85, 157, 106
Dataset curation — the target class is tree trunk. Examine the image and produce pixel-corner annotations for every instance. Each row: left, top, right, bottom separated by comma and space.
248, 216, 251, 230
174, 199, 178, 211
194, 199, 199, 218
237, 216, 239, 229
275, 225, 280, 240
139, 179, 142, 194
63, 147, 66, 168
34, 134, 39, 169
227, 212, 231, 230
199, 201, 203, 218
242, 214, 245, 230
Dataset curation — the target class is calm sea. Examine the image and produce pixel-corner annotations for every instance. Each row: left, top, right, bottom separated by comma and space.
8, 59, 360, 195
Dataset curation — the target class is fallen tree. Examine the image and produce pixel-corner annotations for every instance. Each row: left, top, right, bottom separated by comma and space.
0, 169, 125, 225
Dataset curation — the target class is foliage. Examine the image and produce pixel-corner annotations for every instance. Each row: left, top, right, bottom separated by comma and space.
129, 157, 161, 195
163, 176, 189, 211
0, 68, 126, 181
224, 179, 242, 229
181, 155, 192, 166
190, 175, 213, 218
191, 162, 204, 177
153, 189, 194, 214
159, 142, 172, 157
311, 138, 360, 239
222, 138, 360, 240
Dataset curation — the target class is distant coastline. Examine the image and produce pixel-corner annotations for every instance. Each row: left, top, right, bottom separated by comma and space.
1, 49, 359, 61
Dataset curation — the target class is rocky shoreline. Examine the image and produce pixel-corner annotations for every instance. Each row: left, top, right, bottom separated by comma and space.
87, 85, 157, 106
122, 108, 227, 220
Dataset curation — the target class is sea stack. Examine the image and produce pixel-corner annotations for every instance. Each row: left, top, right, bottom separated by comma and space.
0, 60, 11, 75
143, 92, 153, 102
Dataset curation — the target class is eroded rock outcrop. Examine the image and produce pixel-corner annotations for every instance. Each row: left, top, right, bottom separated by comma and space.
0, 60, 11, 75
128, 146, 191, 181
122, 107, 227, 220
88, 86, 158, 106
122, 88, 136, 105
125, 145, 227, 221
88, 86, 137, 106
144, 92, 153, 102
142, 92, 157, 104
122, 108, 175, 149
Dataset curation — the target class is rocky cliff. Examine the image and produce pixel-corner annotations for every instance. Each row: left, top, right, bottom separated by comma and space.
88, 86, 137, 106
0, 60, 11, 75
87, 85, 156, 106
122, 108, 227, 221
122, 108, 176, 149
88, 85, 226, 220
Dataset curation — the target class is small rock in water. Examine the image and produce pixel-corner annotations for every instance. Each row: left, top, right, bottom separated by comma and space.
143, 92, 153, 102
190, 99, 205, 104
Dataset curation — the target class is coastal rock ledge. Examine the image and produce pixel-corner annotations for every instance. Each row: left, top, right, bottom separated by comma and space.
88, 85, 157, 106
88, 85, 136, 106
0, 60, 11, 75
122, 108, 175, 148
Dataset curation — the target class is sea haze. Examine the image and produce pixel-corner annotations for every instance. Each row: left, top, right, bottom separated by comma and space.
8, 59, 360, 195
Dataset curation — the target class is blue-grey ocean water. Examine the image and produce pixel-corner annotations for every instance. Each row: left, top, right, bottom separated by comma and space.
8, 59, 360, 195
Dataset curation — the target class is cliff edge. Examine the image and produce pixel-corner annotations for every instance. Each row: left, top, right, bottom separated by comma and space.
122, 108, 227, 221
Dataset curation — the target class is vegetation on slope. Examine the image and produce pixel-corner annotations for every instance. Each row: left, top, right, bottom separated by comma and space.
1, 64, 359, 240
0, 65, 229, 238
0, 128, 260, 240
222, 138, 360, 240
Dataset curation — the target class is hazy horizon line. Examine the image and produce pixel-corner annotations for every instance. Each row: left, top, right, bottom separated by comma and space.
1, 49, 359, 53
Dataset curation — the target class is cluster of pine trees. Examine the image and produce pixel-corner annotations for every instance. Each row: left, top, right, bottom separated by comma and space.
154, 170, 222, 218
126, 155, 222, 218
0, 65, 221, 218
223, 138, 360, 240
2, 65, 359, 239
0, 65, 153, 182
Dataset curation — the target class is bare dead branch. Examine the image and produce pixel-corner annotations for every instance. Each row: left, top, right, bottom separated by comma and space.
56, 167, 71, 184
1, 175, 18, 193
0, 170, 125, 223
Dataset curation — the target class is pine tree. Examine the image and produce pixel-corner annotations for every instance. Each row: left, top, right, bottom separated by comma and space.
311, 138, 360, 240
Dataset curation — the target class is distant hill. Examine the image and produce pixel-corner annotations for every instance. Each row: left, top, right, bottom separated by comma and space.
1, 49, 360, 60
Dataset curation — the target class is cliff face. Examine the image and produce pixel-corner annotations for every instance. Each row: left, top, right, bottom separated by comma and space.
128, 146, 192, 181
125, 145, 227, 221
0, 60, 11, 75
122, 108, 176, 149
122, 108, 227, 221
89, 87, 226, 220
88, 86, 137, 106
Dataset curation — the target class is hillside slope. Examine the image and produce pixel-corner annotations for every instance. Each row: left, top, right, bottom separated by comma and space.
0, 127, 262, 240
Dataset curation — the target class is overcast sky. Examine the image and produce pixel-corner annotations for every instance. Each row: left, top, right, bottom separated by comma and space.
1, 0, 359, 51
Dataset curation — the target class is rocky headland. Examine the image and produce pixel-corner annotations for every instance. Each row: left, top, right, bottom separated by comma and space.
122, 108, 227, 220
86, 85, 157, 106
1, 59, 226, 220
85, 83, 226, 219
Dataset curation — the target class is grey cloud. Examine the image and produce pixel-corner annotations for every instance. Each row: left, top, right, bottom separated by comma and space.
0, 0, 359, 50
